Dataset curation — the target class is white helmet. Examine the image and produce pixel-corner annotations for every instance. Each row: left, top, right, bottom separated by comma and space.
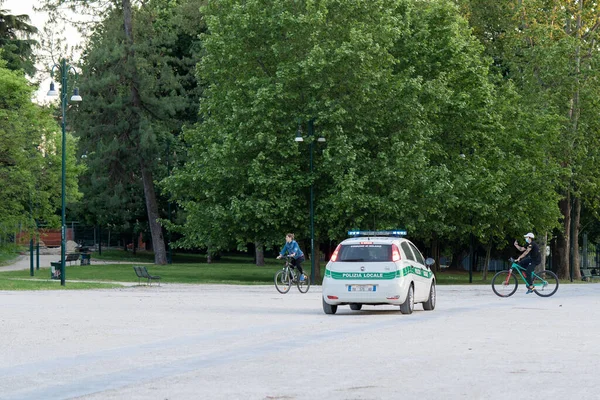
524, 232, 535, 239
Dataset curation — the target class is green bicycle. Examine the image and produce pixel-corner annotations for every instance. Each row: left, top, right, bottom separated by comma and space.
491, 258, 559, 298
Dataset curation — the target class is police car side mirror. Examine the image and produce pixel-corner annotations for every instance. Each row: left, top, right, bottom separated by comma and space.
425, 258, 435, 267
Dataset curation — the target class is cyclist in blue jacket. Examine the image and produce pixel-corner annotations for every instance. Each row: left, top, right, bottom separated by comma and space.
277, 233, 306, 281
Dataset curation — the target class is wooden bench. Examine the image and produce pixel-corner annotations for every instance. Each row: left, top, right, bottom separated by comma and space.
133, 266, 161, 286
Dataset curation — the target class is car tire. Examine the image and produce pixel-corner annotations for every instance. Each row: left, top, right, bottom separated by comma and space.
422, 281, 436, 311
323, 297, 338, 315
349, 303, 362, 311
399, 284, 414, 315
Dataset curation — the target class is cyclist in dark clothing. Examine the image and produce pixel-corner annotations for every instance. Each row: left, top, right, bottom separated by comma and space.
514, 232, 542, 294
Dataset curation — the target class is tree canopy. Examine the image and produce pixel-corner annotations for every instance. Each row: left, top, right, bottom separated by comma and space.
0, 58, 81, 236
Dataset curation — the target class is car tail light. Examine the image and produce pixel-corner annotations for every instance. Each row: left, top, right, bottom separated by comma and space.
327, 295, 339, 300
392, 244, 401, 262
387, 295, 400, 300
330, 244, 341, 262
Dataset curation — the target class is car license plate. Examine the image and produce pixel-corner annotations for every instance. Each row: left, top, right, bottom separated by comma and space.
347, 285, 377, 292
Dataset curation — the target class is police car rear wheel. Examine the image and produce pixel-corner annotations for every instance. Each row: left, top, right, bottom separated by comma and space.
323, 297, 338, 315
349, 303, 362, 311
423, 282, 436, 311
399, 284, 414, 314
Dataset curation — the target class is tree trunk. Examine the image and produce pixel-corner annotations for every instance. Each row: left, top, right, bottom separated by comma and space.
122, 0, 167, 265
573, 196, 581, 280
538, 232, 547, 272
449, 248, 463, 270
132, 230, 137, 255
431, 233, 440, 273
255, 241, 264, 266
141, 164, 167, 264
482, 243, 491, 281
556, 194, 571, 279
314, 244, 322, 283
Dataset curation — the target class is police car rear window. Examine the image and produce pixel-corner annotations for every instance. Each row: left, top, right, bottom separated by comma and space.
338, 244, 392, 262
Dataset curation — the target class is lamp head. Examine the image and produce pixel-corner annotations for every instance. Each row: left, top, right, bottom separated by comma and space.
70, 87, 82, 102
295, 125, 304, 142
47, 82, 58, 97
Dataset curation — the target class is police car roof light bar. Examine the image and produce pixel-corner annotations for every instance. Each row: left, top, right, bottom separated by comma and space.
348, 230, 407, 237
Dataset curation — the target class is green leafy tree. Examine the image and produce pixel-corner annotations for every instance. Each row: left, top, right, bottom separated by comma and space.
461, 0, 600, 279
0, 58, 81, 237
0, 5, 38, 75
70, 0, 203, 263
168, 0, 532, 276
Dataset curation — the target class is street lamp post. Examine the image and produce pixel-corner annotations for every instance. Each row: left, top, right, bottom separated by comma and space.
47, 58, 82, 286
295, 119, 326, 283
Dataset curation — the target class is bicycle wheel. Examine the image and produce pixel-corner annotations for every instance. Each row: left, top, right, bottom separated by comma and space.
491, 270, 518, 297
274, 270, 291, 294
297, 274, 311, 293
532, 270, 559, 297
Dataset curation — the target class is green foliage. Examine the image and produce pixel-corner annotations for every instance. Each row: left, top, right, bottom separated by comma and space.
0, 8, 38, 75
168, 0, 562, 257
72, 0, 204, 233
460, 0, 600, 277
0, 59, 81, 235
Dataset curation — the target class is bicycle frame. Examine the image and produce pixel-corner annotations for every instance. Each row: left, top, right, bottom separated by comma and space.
282, 257, 297, 282
506, 261, 548, 288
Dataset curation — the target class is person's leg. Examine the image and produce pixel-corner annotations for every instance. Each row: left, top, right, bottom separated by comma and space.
288, 258, 296, 280
295, 256, 305, 277
518, 257, 534, 288
526, 262, 536, 288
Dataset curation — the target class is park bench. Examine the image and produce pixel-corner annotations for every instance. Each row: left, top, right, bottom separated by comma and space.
66, 253, 80, 266
133, 266, 161, 286
581, 269, 600, 282
582, 269, 593, 282
50, 253, 81, 270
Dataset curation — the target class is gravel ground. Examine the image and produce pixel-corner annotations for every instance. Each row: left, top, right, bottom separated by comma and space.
1, 282, 600, 400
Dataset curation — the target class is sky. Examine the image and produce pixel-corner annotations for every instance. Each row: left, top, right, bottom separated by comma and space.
3, 0, 86, 102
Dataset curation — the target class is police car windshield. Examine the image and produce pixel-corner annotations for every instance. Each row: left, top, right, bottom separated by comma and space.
338, 244, 392, 262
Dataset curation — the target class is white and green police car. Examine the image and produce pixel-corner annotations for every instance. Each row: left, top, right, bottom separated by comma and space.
322, 231, 436, 315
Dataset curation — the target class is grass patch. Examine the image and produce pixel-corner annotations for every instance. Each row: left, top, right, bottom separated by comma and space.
1, 263, 495, 286
91, 249, 262, 264
0, 252, 20, 267
0, 278, 121, 290
0, 246, 23, 267
434, 269, 585, 285
91, 249, 158, 263
1, 249, 583, 288
0, 262, 283, 285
